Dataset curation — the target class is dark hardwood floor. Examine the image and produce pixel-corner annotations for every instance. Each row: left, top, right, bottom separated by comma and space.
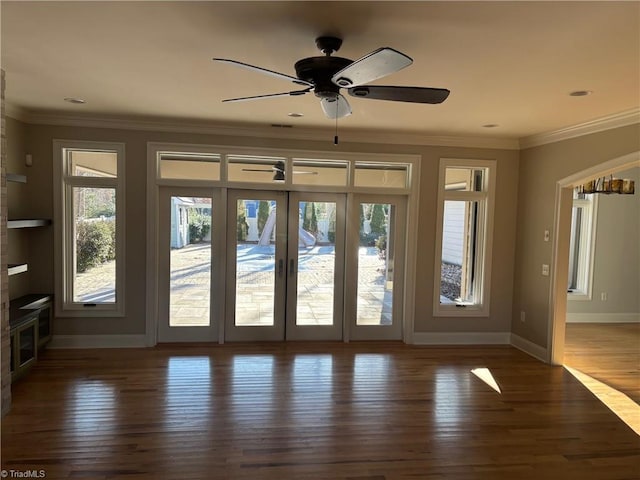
564, 322, 640, 403
2, 342, 639, 479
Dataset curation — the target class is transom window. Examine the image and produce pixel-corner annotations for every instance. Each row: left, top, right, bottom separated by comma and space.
152, 146, 414, 192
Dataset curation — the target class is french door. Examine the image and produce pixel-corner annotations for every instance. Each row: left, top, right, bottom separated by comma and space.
225, 190, 346, 341
157, 187, 222, 342
156, 188, 405, 343
347, 195, 406, 340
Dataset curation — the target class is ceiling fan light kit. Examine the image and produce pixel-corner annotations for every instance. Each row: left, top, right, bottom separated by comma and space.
213, 36, 450, 122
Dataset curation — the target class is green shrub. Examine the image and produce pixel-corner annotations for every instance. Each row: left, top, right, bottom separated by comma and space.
370, 204, 386, 235
188, 211, 211, 243
76, 219, 115, 273
375, 234, 387, 253
237, 213, 249, 241
302, 202, 318, 234
257, 201, 270, 236
328, 208, 336, 243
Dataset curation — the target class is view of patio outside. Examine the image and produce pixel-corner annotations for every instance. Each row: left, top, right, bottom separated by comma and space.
74, 201, 394, 330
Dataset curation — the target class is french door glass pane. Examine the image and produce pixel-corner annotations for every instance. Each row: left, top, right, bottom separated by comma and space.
296, 201, 336, 325
169, 196, 212, 327
235, 198, 276, 326
356, 203, 394, 325
73, 186, 116, 303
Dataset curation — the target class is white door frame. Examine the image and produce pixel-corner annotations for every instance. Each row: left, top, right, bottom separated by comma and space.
548, 150, 640, 365
146, 142, 420, 346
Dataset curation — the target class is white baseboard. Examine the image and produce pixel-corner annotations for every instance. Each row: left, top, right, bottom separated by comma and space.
510, 334, 548, 363
411, 332, 511, 345
566, 312, 640, 323
49, 334, 147, 349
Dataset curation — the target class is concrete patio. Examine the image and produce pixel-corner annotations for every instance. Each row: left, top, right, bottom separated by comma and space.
76, 241, 393, 333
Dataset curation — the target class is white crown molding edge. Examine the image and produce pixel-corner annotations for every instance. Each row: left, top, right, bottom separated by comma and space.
4, 102, 28, 122
519, 107, 640, 149
11, 107, 520, 150
10, 104, 638, 151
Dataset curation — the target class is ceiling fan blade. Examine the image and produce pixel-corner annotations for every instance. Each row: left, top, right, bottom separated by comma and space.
348, 85, 450, 104
320, 94, 352, 119
242, 168, 272, 172
213, 58, 313, 87
222, 88, 311, 103
331, 48, 412, 88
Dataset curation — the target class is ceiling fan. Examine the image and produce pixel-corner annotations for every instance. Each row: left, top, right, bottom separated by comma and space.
213, 36, 450, 119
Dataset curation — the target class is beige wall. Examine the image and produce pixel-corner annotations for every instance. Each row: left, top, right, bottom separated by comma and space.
18, 121, 520, 338
513, 124, 640, 348
567, 166, 640, 318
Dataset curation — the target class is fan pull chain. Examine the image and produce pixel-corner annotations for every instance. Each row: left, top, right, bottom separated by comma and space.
334, 100, 339, 145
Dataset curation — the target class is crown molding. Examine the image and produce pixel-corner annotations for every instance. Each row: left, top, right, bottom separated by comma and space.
12, 109, 520, 150
3, 102, 29, 122
11, 106, 638, 151
519, 107, 640, 149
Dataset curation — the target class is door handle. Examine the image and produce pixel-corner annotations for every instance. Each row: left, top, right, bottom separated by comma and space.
278, 259, 284, 277
289, 258, 295, 275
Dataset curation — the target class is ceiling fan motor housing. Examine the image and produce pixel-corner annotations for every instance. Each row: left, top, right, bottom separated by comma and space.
294, 56, 353, 99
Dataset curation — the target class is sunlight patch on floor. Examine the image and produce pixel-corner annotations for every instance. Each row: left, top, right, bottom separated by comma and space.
565, 365, 640, 436
471, 367, 501, 393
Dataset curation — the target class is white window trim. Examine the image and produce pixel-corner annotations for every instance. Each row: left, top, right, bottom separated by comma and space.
53, 140, 126, 317
146, 141, 421, 345
433, 158, 496, 317
567, 194, 598, 301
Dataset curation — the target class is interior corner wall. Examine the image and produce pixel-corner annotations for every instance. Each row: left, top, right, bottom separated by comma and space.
566, 166, 640, 321
22, 121, 520, 340
512, 123, 640, 349
1, 69, 11, 416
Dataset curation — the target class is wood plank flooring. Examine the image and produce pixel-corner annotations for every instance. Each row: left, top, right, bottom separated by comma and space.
2, 342, 639, 479
564, 323, 640, 403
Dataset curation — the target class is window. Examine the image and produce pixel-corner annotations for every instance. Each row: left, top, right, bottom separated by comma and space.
158, 152, 221, 181
433, 159, 496, 316
354, 162, 410, 188
292, 159, 349, 186
54, 141, 125, 316
567, 191, 597, 299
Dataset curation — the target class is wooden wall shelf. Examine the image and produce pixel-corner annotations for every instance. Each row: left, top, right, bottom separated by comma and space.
7, 173, 27, 183
7, 219, 51, 229
8, 263, 28, 276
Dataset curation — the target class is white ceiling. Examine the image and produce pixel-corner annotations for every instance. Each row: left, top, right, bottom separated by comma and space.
2, 1, 639, 143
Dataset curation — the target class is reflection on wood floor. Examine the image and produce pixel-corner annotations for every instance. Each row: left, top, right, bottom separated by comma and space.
2, 342, 639, 479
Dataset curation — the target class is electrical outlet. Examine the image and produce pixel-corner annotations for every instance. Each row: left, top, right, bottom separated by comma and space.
601, 292, 608, 301
542, 264, 550, 276
520, 311, 526, 323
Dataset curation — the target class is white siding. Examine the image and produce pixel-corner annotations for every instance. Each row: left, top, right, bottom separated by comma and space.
442, 200, 465, 266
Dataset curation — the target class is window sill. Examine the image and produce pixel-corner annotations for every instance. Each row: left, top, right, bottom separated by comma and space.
567, 292, 592, 301
434, 305, 490, 317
